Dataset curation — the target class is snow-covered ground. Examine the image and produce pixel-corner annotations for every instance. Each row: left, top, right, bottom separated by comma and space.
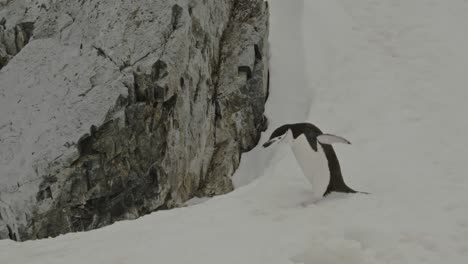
2, 0, 468, 263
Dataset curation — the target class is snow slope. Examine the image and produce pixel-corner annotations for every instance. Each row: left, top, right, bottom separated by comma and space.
1, 0, 468, 263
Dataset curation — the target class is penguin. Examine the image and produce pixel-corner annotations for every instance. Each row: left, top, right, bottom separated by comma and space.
263, 122, 362, 200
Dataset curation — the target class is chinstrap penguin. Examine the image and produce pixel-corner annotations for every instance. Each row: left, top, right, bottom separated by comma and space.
263, 123, 364, 200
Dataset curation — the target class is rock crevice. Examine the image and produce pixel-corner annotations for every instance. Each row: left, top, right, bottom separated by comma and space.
0, 21, 34, 69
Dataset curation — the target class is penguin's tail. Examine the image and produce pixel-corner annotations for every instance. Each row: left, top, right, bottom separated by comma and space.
357, 191, 371, 195
345, 188, 371, 195
324, 188, 370, 196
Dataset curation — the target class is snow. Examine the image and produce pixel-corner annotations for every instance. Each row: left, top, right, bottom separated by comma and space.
1, 0, 468, 263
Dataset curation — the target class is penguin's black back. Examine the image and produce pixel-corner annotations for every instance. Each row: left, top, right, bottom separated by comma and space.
269, 123, 322, 139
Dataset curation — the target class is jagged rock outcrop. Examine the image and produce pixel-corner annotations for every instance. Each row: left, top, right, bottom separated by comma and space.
0, 0, 269, 241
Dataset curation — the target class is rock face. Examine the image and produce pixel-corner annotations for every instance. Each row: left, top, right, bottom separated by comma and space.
0, 0, 269, 241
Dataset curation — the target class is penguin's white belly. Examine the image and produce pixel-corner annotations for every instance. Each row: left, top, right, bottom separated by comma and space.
290, 134, 330, 199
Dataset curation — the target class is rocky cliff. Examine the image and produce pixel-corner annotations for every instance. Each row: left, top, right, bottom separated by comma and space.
0, 0, 269, 241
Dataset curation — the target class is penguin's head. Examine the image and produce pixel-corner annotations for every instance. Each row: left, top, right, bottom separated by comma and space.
263, 123, 352, 148
263, 125, 294, 148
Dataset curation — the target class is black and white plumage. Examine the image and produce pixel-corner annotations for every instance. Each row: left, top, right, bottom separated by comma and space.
263, 123, 360, 200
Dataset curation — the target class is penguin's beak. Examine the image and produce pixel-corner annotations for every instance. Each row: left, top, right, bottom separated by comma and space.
262, 136, 283, 148
263, 129, 294, 148
263, 140, 275, 148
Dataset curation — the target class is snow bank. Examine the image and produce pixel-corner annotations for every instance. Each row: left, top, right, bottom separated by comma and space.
233, 0, 311, 187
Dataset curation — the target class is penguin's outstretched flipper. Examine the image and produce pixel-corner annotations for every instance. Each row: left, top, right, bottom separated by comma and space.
317, 134, 351, 145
